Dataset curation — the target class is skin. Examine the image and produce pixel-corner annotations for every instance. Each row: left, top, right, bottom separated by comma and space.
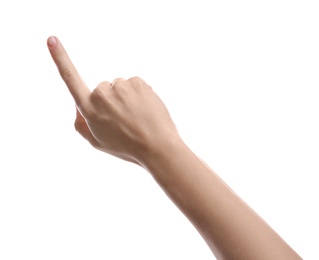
47, 36, 302, 259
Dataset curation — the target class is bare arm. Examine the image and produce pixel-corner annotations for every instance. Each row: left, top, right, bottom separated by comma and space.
142, 138, 301, 259
47, 36, 302, 259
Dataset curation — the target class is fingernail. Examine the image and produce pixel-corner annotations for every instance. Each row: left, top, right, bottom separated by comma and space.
47, 36, 57, 48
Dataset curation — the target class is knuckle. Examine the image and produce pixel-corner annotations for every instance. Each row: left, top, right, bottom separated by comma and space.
128, 77, 141, 89
112, 77, 125, 85
59, 68, 74, 84
92, 85, 107, 99
127, 76, 150, 91
128, 76, 142, 84
112, 80, 125, 90
97, 81, 111, 89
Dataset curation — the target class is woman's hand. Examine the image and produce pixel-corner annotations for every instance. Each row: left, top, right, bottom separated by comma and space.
47, 36, 179, 166
47, 36, 302, 259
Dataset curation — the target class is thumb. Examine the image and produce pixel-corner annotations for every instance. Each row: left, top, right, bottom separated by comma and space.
74, 108, 100, 148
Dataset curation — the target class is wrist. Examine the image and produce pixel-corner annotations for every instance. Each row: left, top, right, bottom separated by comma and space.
137, 133, 190, 178
137, 132, 184, 167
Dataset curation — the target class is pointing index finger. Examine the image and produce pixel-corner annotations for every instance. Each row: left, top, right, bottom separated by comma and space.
47, 36, 91, 106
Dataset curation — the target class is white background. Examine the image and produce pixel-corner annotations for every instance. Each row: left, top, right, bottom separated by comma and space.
0, 0, 318, 259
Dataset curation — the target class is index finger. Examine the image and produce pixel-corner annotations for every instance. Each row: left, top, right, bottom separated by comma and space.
47, 36, 91, 106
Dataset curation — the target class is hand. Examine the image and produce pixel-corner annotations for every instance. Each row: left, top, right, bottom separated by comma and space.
47, 36, 179, 166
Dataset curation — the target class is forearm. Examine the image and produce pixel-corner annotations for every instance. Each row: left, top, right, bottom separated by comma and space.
141, 137, 301, 260
47, 37, 300, 259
